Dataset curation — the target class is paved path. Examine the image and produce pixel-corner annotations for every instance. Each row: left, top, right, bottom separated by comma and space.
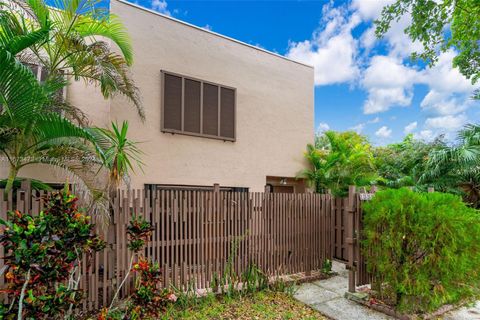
294, 262, 392, 320
294, 262, 480, 320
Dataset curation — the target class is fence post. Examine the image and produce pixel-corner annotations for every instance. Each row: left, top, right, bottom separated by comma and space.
346, 185, 356, 293
20, 179, 32, 213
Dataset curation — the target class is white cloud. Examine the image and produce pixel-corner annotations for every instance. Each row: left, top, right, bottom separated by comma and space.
421, 93, 470, 116
350, 117, 381, 133
203, 24, 213, 31
419, 50, 476, 117
404, 121, 417, 134
350, 123, 365, 133
151, 0, 170, 15
375, 126, 392, 138
351, 0, 395, 20
414, 129, 435, 141
317, 122, 330, 133
425, 114, 467, 131
283, 0, 479, 141
422, 52, 473, 93
360, 26, 377, 51
360, 51, 476, 118
369, 117, 380, 123
362, 55, 418, 114
382, 16, 424, 59
286, 4, 360, 85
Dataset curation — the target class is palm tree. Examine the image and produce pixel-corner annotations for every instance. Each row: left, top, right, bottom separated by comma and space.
421, 124, 480, 207
0, 1, 143, 200
7, 0, 144, 120
0, 42, 105, 194
300, 131, 378, 196
94, 121, 144, 197
374, 134, 442, 190
298, 143, 334, 193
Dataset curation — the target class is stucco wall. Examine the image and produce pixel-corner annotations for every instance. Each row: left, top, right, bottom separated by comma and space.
3, 0, 314, 192
108, 0, 314, 191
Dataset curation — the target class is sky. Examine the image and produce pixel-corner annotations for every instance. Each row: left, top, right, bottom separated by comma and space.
128, 0, 479, 145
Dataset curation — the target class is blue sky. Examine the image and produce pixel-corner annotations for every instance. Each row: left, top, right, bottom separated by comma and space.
129, 0, 479, 145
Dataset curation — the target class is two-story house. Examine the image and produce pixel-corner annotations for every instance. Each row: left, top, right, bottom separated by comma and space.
11, 0, 315, 193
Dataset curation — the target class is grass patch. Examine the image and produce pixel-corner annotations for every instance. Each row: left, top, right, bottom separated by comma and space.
161, 290, 327, 319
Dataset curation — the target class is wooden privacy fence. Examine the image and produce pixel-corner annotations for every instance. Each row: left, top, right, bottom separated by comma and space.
0, 186, 356, 311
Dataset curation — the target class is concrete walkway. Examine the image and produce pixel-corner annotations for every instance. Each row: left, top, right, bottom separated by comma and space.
294, 262, 392, 320
294, 262, 480, 320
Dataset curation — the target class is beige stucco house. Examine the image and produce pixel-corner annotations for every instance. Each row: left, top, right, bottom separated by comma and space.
7, 0, 314, 193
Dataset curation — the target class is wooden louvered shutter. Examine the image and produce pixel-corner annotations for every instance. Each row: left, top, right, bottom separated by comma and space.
184, 79, 201, 133
161, 71, 235, 140
220, 87, 235, 139
163, 73, 182, 131
202, 83, 219, 136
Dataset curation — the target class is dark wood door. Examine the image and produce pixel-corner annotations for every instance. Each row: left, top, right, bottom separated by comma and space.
272, 185, 294, 193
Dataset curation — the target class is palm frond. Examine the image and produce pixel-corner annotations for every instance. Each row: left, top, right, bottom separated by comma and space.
74, 14, 133, 65
0, 50, 49, 118
0, 6, 49, 54
65, 40, 143, 118
0, 177, 53, 191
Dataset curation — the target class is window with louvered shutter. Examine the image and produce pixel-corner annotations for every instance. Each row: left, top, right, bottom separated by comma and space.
163, 73, 182, 131
184, 79, 201, 133
202, 83, 218, 136
220, 87, 235, 139
161, 71, 236, 141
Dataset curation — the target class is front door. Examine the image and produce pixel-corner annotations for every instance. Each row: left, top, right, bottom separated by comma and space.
272, 185, 294, 193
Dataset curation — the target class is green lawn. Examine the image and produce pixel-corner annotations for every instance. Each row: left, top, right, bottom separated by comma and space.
162, 290, 327, 320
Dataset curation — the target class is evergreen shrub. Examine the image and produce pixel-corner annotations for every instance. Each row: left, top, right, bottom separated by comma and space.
363, 188, 480, 313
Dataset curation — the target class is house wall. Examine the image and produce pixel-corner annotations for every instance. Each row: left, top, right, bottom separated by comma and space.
107, 0, 314, 191
2, 0, 314, 192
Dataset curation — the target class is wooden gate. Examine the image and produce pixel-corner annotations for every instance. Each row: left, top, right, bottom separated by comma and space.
344, 186, 374, 292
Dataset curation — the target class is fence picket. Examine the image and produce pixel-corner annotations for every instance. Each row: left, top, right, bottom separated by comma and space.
0, 188, 357, 311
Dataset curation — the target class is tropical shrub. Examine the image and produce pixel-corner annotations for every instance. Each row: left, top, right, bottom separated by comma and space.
101, 216, 178, 320
0, 0, 143, 201
128, 258, 177, 319
0, 189, 105, 319
300, 131, 377, 196
362, 188, 480, 313
374, 134, 441, 189
420, 124, 480, 208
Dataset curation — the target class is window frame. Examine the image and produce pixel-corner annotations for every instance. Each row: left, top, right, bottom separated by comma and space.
161, 70, 237, 142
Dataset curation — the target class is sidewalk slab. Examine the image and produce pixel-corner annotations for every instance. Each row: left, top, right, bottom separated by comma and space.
294, 283, 339, 305
443, 301, 480, 320
294, 262, 393, 320
295, 262, 480, 320
313, 276, 349, 295
312, 297, 391, 320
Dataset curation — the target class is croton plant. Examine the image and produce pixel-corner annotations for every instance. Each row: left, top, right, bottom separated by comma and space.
99, 216, 177, 320
0, 190, 105, 319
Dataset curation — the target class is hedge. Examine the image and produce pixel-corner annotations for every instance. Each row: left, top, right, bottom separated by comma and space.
362, 188, 480, 313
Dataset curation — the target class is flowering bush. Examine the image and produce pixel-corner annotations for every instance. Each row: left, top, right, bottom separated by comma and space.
0, 190, 105, 319
101, 217, 175, 320
126, 216, 154, 252
129, 258, 176, 319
